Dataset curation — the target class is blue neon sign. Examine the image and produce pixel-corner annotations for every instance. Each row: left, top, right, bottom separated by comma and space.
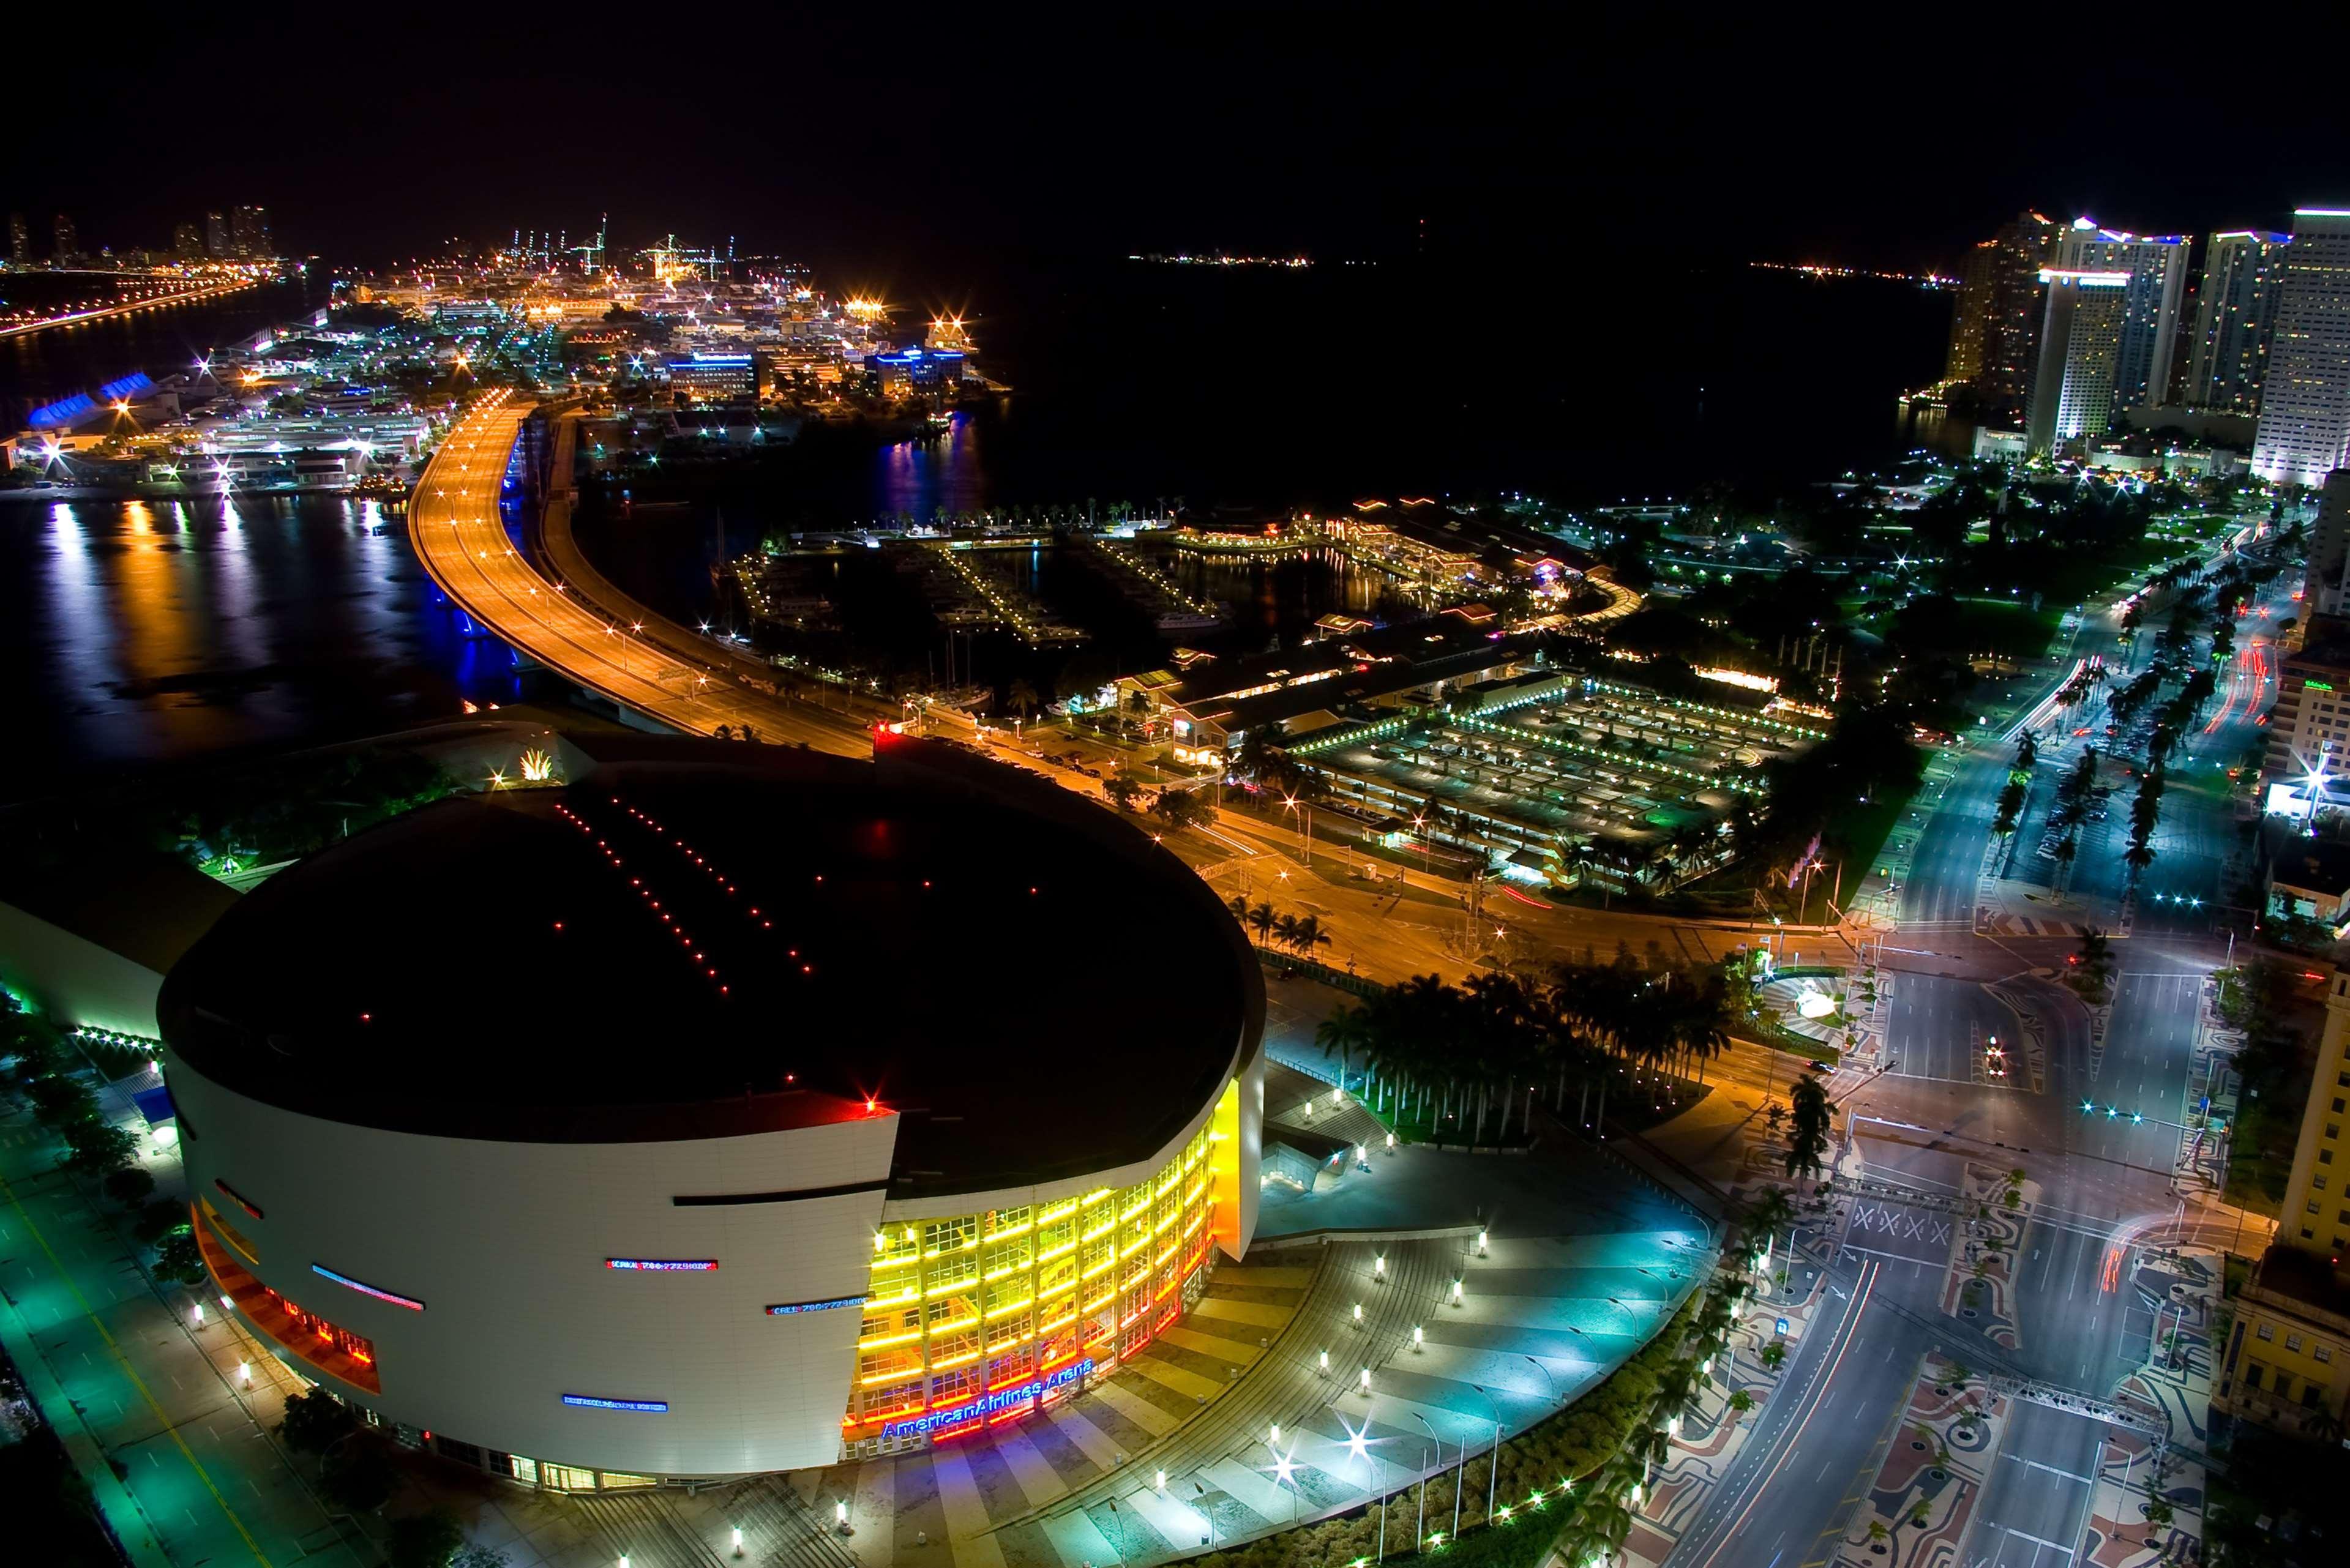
563, 1394, 669, 1413
766, 1295, 864, 1315
607, 1259, 719, 1272
882, 1358, 1093, 1440
311, 1264, 425, 1312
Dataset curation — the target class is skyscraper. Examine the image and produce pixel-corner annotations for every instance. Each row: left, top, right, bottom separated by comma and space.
230, 205, 271, 258
171, 220, 204, 261
2253, 209, 2350, 489
1944, 211, 2059, 418
51, 213, 78, 266
204, 210, 228, 257
2052, 218, 2190, 409
2025, 270, 2131, 453
2186, 231, 2291, 413
2210, 966, 2350, 1444
7, 212, 27, 267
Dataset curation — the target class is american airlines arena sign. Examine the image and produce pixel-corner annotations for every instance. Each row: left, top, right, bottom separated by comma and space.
881, 1358, 1095, 1441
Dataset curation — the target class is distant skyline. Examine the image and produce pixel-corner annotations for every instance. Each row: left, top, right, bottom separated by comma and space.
10, 17, 2349, 285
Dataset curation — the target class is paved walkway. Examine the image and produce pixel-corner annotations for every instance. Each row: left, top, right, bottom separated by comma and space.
0, 1101, 367, 1568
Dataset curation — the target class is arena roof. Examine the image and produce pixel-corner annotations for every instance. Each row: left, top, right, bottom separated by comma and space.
160, 742, 1257, 1192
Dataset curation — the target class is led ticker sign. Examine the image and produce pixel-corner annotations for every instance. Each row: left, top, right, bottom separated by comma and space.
214, 1178, 264, 1220
766, 1295, 864, 1316
563, 1394, 669, 1413
311, 1264, 425, 1312
606, 1259, 719, 1272
882, 1358, 1094, 1440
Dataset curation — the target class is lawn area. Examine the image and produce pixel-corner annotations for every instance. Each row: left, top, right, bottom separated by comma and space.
1951, 596, 2068, 664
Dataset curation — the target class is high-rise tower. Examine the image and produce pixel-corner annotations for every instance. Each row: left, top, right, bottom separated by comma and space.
230, 205, 271, 258
2186, 231, 2292, 413
2253, 209, 2350, 488
1944, 211, 2059, 419
2052, 218, 2190, 409
2026, 270, 2131, 452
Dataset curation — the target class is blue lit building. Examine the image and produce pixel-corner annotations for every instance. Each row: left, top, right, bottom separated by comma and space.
865, 345, 968, 397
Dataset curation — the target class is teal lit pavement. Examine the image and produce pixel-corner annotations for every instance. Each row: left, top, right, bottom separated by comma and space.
0, 1105, 369, 1568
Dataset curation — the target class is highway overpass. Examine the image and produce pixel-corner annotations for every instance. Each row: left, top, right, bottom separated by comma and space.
406, 394, 872, 756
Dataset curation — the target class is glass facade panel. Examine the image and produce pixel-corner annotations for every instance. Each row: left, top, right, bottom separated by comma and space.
840, 1119, 1221, 1455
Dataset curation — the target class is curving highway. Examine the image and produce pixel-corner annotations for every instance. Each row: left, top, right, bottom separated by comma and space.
408, 394, 870, 756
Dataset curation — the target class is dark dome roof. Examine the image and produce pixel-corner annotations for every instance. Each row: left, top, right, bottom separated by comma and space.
160, 741, 1259, 1193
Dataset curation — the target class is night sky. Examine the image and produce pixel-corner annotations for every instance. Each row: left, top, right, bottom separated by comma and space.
15, 16, 2348, 284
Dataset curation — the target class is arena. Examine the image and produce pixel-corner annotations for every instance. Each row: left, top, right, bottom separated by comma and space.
160, 736, 1265, 1483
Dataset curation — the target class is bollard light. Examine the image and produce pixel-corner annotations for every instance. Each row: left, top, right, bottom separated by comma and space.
1412, 1325, 1424, 1351
192, 1304, 204, 1324
1477, 1229, 1489, 1255
733, 1527, 744, 1558
1270, 1423, 1281, 1444
1319, 1349, 1330, 1373
1452, 1278, 1464, 1305
1375, 1254, 1386, 1279
1156, 1469, 1167, 1491
238, 1362, 251, 1384
1360, 1367, 1372, 1393
1353, 1302, 1364, 1324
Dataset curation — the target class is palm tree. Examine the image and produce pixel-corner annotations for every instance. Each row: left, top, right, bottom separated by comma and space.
1005, 678, 1039, 723
1273, 913, 1304, 953
1317, 1003, 1372, 1094
1226, 893, 1251, 927
1742, 1185, 1797, 1289
1292, 913, 1333, 961
1246, 902, 1276, 947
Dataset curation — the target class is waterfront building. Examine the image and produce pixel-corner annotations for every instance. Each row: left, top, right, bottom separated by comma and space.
2051, 218, 2190, 409
205, 210, 229, 257
2253, 210, 2350, 489
230, 204, 271, 258
2185, 231, 2291, 414
51, 212, 78, 266
162, 739, 1263, 1482
171, 220, 204, 261
1944, 211, 2060, 417
866, 344, 968, 397
2212, 967, 2350, 1443
2025, 270, 2131, 452
7, 212, 26, 266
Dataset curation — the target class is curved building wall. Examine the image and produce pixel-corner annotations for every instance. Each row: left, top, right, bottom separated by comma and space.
848, 1047, 1262, 1457
168, 1053, 899, 1477
168, 1041, 1263, 1478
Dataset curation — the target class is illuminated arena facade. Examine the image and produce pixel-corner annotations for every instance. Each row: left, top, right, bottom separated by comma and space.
160, 737, 1263, 1484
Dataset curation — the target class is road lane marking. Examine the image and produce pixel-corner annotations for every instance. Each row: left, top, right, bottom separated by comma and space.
1999, 1452, 2095, 1484
0, 1173, 275, 1567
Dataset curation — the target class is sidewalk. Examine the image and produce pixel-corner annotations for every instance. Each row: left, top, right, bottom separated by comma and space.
0, 1101, 368, 1568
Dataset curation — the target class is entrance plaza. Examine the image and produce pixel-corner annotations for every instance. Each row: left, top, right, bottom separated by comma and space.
495, 986, 1713, 1568
1284, 678, 1824, 868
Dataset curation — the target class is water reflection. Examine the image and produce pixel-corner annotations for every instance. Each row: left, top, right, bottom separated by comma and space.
870, 413, 990, 522
0, 493, 525, 795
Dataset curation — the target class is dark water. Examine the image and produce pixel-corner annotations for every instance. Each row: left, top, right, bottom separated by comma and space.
0, 494, 529, 796
2, 256, 1951, 793
0, 275, 332, 428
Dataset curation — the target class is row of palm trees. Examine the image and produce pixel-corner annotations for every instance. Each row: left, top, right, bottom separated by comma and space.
1314, 950, 1743, 1146
1548, 1262, 1753, 1566
1226, 897, 1334, 959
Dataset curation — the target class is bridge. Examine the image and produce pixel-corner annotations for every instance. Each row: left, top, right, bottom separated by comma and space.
407, 394, 874, 755
0, 277, 260, 340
